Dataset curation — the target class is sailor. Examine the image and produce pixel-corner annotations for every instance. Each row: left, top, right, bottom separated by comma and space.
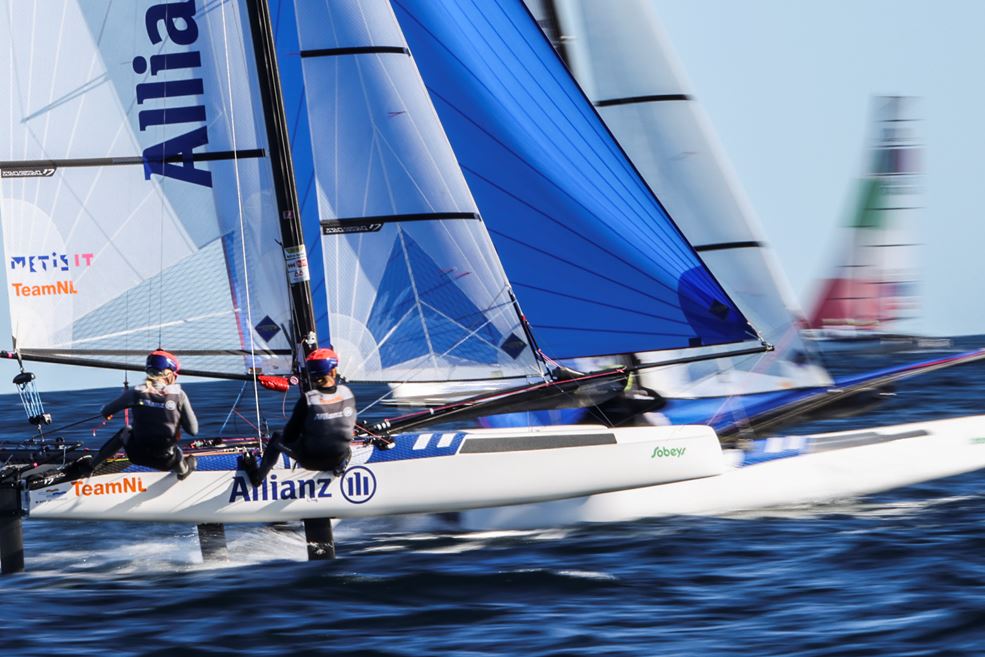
242, 348, 356, 487
88, 350, 199, 480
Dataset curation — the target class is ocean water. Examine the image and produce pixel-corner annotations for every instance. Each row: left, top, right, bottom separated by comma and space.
1, 338, 984, 656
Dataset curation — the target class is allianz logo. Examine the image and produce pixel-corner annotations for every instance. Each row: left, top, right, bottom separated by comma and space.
229, 473, 332, 503
650, 446, 687, 459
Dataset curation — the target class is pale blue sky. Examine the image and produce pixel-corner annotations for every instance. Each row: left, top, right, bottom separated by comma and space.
2, 1, 981, 392
651, 0, 984, 337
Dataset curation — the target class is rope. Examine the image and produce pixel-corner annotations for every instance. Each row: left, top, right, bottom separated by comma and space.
233, 409, 260, 432
219, 382, 249, 434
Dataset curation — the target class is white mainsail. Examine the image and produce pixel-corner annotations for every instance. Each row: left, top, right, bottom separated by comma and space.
0, 0, 294, 376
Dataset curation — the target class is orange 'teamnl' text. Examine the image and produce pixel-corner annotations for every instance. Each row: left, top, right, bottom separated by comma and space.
73, 477, 147, 497
11, 281, 78, 297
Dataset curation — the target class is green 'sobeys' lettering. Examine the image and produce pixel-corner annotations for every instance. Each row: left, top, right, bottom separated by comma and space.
651, 446, 686, 458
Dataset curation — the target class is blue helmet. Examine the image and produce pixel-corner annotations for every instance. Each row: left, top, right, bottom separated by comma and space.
146, 349, 180, 375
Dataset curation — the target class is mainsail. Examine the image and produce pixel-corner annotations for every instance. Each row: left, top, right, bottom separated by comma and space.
524, 0, 832, 396
807, 96, 921, 334
391, 0, 763, 366
0, 0, 301, 377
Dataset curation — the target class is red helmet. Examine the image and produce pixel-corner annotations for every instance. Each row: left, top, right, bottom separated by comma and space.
146, 349, 180, 375
305, 348, 339, 378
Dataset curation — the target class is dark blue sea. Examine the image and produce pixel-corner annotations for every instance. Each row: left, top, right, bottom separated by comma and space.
2, 337, 984, 656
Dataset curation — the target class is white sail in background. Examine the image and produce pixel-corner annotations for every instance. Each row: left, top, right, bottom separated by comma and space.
0, 0, 294, 376
806, 96, 922, 335
290, 0, 542, 384
528, 0, 832, 397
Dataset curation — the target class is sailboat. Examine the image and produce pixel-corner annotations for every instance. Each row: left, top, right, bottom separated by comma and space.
803, 96, 949, 353
453, 0, 983, 436
384, 0, 979, 432
0, 0, 772, 569
396, 0, 985, 529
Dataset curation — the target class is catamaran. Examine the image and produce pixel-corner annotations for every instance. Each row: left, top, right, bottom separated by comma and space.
0, 0, 776, 571
427, 0, 985, 528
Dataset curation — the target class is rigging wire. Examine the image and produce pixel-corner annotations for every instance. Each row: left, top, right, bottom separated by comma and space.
219, 0, 263, 444
219, 381, 249, 435
158, 166, 165, 348
123, 289, 130, 389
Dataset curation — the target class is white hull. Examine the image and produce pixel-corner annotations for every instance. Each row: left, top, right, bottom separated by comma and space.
384, 378, 538, 406
802, 331, 953, 355
28, 424, 724, 523
460, 414, 985, 529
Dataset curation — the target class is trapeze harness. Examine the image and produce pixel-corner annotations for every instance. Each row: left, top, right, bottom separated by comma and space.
100, 383, 198, 471
283, 384, 356, 471
249, 384, 356, 485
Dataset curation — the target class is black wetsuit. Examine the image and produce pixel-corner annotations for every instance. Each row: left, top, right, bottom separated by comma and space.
100, 382, 198, 471
248, 384, 356, 484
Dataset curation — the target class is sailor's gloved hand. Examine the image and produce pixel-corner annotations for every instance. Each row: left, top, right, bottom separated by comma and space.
62, 454, 94, 480
238, 452, 259, 473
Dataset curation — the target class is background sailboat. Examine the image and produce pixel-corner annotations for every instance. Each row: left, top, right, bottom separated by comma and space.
804, 96, 948, 353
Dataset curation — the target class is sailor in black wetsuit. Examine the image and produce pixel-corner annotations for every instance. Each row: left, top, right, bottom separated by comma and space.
243, 348, 356, 487
90, 350, 198, 480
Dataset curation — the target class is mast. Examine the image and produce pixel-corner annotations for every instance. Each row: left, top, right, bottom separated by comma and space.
244, 0, 318, 370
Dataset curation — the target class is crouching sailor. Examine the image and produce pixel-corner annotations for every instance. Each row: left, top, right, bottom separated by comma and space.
243, 348, 355, 487
88, 350, 199, 480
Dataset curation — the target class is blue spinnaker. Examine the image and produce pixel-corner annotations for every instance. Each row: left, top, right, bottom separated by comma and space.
393, 0, 759, 360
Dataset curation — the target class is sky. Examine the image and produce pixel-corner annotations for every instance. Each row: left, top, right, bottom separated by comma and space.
2, 0, 983, 393
650, 0, 985, 337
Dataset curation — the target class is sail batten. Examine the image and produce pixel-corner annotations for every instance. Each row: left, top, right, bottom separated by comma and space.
300, 46, 410, 58
594, 94, 692, 107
